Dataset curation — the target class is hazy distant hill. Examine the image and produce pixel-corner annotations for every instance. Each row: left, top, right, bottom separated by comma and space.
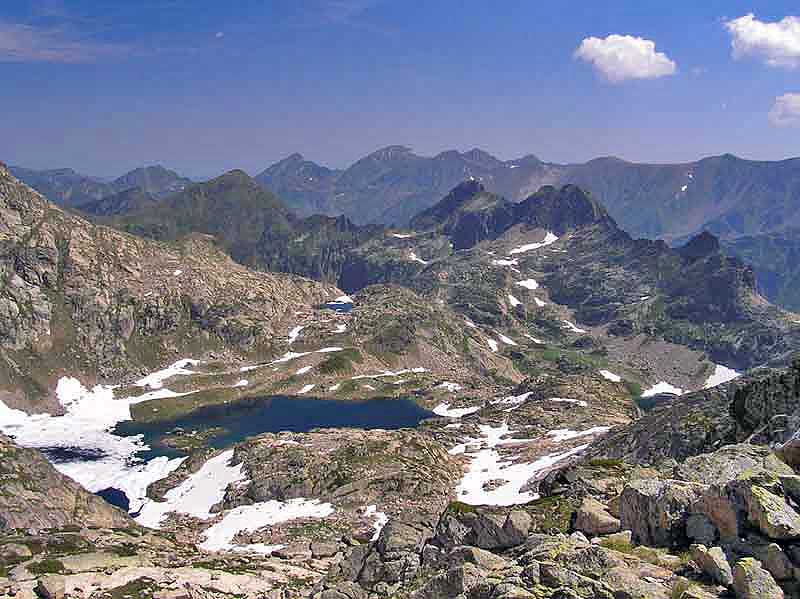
10, 164, 192, 209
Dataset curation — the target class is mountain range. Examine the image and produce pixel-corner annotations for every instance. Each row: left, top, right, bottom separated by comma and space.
5, 162, 800, 598
13, 150, 800, 313
256, 148, 800, 312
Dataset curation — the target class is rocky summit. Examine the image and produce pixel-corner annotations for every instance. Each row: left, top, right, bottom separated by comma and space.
3, 165, 800, 599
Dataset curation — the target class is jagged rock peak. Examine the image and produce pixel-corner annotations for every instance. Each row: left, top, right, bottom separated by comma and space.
409, 179, 489, 231
517, 184, 615, 233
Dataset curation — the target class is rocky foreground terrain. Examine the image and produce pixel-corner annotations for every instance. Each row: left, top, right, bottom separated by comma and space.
3, 167, 800, 598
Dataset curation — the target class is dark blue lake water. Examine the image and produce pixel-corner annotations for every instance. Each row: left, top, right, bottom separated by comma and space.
114, 395, 433, 461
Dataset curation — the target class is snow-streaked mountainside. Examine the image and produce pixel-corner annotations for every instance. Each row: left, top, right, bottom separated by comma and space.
256, 148, 800, 312
3, 166, 800, 598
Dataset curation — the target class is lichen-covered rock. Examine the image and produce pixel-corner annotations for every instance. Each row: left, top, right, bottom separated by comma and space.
674, 444, 792, 487
690, 544, 733, 586
732, 557, 784, 599
619, 479, 705, 547
737, 483, 800, 540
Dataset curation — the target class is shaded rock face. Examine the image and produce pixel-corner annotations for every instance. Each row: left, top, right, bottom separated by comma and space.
434, 507, 532, 551
620, 479, 706, 548
0, 434, 132, 531
0, 163, 337, 407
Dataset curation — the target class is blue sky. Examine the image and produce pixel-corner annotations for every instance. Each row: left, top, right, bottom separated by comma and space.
0, 1, 798, 178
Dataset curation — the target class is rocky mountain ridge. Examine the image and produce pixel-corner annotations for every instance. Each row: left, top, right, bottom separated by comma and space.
0, 162, 338, 411
256, 148, 800, 312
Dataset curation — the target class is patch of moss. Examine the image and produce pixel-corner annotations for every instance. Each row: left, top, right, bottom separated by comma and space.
27, 559, 65, 575
445, 501, 477, 516
107, 577, 159, 599
527, 495, 578, 534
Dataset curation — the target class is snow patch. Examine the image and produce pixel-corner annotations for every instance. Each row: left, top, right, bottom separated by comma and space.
136, 450, 245, 528
296, 365, 313, 375
433, 403, 480, 418
288, 326, 305, 345
298, 384, 316, 394
599, 370, 622, 383
363, 505, 389, 542
547, 426, 611, 442
408, 251, 429, 265
515, 279, 539, 290
135, 359, 200, 390
508, 294, 522, 307
437, 382, 462, 392
200, 499, 334, 554
703, 364, 741, 389
351, 367, 427, 380
0, 376, 197, 514
454, 422, 588, 506
509, 232, 558, 255
491, 258, 519, 267
562, 320, 587, 334
486, 339, 499, 352
641, 381, 685, 397
496, 332, 518, 346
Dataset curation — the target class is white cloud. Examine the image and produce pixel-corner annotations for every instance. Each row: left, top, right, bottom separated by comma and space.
0, 20, 126, 63
574, 34, 677, 83
770, 93, 800, 127
724, 13, 800, 68
215, 31, 224, 38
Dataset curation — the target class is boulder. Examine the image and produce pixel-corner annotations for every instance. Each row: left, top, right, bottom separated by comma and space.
737, 483, 800, 540
35, 575, 66, 599
751, 542, 795, 581
435, 506, 531, 551
574, 497, 621, 536
410, 563, 488, 599
674, 444, 792, 487
311, 542, 340, 559
447, 546, 510, 571
690, 544, 733, 586
619, 479, 705, 547
732, 558, 784, 599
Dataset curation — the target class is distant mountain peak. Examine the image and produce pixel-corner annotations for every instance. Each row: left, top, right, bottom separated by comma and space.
461, 148, 501, 165
367, 145, 414, 161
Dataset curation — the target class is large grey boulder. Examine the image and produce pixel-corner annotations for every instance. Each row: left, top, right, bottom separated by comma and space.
410, 563, 488, 599
435, 506, 531, 551
732, 557, 784, 599
574, 497, 621, 536
619, 479, 705, 547
734, 482, 800, 541
674, 444, 792, 486
690, 544, 733, 587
